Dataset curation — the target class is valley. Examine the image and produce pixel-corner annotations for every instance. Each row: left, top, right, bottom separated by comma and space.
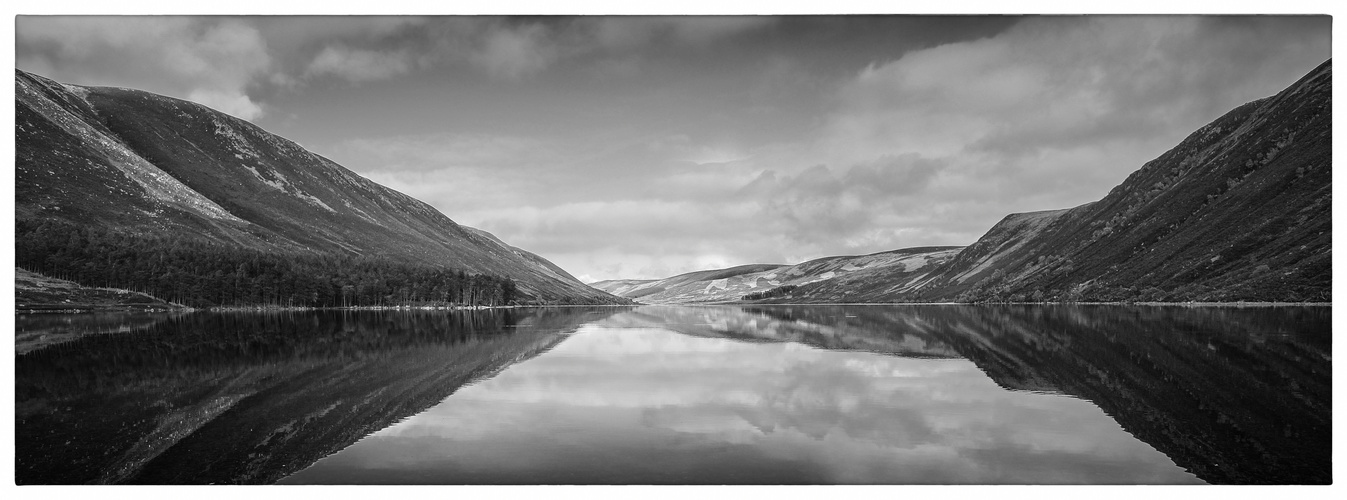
600, 60, 1331, 305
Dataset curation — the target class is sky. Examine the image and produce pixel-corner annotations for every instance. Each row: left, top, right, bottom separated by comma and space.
14, 15, 1332, 282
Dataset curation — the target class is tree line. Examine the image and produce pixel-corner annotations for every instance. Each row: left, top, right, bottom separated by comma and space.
741, 284, 799, 301
16, 220, 521, 308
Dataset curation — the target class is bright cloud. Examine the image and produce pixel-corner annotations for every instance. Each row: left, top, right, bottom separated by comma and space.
469, 23, 558, 80
305, 45, 415, 83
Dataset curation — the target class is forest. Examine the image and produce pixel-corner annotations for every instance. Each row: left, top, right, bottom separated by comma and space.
16, 220, 521, 308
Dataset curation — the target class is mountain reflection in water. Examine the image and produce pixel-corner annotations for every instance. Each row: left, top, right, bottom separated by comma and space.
15, 307, 623, 484
16, 305, 1329, 484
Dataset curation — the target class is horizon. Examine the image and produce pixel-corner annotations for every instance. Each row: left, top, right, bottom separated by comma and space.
15, 15, 1332, 282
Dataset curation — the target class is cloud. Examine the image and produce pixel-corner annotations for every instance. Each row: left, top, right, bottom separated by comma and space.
341, 133, 554, 170
17, 16, 274, 120
304, 45, 415, 83
586, 16, 778, 50
255, 16, 426, 48
187, 89, 266, 121
15, 16, 783, 118
826, 16, 1331, 171
16, 16, 584, 117
469, 23, 559, 80
662, 16, 778, 44
744, 155, 945, 243
350, 150, 955, 282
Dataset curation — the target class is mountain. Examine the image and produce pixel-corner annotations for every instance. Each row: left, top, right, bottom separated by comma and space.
14, 69, 626, 305
590, 246, 961, 304
609, 59, 1331, 304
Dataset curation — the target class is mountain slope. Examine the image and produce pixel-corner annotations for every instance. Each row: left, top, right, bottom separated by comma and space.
15, 69, 624, 304
593, 247, 961, 304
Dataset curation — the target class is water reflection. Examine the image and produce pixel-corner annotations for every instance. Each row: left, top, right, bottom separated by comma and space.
673, 304, 1331, 484
15, 307, 627, 484
16, 304, 1330, 484
282, 320, 1199, 484
16, 311, 181, 355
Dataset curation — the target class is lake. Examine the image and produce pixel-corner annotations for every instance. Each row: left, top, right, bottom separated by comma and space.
14, 304, 1331, 484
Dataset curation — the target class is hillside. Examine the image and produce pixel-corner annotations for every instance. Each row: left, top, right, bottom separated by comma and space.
620, 59, 1330, 305
591, 247, 961, 304
15, 69, 625, 305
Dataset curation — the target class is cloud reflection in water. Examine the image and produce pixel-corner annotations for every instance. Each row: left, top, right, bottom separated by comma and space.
283, 317, 1200, 484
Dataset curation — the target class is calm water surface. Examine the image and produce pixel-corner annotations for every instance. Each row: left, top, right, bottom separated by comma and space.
14, 305, 1330, 484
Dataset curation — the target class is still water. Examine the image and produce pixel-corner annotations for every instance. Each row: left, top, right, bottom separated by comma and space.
14, 305, 1331, 484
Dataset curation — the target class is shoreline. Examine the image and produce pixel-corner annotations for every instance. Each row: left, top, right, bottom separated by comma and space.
15, 300, 1329, 314
15, 303, 637, 314
675, 301, 1332, 307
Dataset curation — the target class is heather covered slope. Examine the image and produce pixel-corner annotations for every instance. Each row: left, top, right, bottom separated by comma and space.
15, 69, 625, 305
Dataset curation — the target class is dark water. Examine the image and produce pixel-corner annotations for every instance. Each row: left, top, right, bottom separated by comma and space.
14, 305, 1330, 484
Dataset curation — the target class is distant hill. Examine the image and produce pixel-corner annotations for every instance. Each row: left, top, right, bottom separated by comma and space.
14, 69, 627, 306
591, 247, 961, 304
604, 60, 1330, 304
